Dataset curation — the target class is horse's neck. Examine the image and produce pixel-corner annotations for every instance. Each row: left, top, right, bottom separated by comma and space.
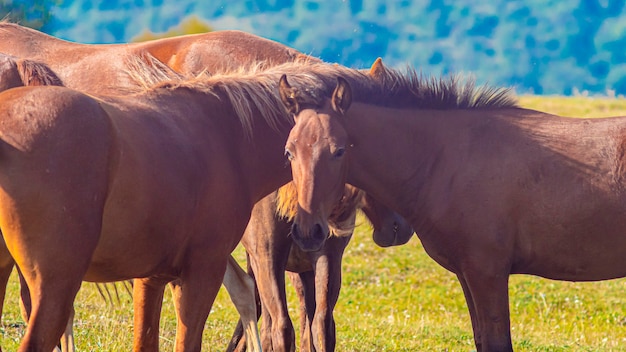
115, 88, 293, 205
185, 89, 293, 204
241, 122, 293, 203
344, 103, 463, 223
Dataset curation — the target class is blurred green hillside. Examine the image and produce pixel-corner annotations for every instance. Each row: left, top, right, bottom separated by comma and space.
0, 0, 59, 29
131, 15, 212, 42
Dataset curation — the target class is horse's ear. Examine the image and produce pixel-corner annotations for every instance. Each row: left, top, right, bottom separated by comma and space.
331, 77, 352, 115
369, 57, 386, 79
279, 74, 300, 115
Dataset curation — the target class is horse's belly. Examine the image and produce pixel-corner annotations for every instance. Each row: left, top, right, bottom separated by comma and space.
516, 240, 626, 281
84, 240, 181, 282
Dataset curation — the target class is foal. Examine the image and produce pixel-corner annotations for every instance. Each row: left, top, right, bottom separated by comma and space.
238, 182, 412, 352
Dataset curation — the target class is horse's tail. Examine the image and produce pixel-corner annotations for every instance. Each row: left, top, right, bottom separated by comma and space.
15, 58, 64, 87
94, 280, 133, 305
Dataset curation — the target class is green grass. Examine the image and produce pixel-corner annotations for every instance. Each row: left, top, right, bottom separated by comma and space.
3, 95, 626, 351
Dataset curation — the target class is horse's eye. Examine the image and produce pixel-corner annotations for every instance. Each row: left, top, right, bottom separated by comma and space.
285, 149, 294, 161
333, 147, 346, 159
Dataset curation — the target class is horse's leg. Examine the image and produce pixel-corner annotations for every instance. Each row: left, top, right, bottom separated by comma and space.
461, 269, 512, 352
244, 246, 273, 352
15, 254, 87, 352
169, 251, 228, 351
15, 266, 74, 352
0, 241, 14, 352
0, 237, 14, 321
223, 255, 261, 352
132, 277, 166, 351
242, 194, 295, 352
5, 211, 99, 352
309, 235, 350, 352
248, 241, 294, 352
59, 306, 75, 352
457, 274, 482, 350
287, 271, 315, 352
17, 267, 31, 323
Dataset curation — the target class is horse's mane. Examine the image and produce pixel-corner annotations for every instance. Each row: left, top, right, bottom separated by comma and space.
354, 65, 518, 109
123, 54, 369, 138
275, 182, 298, 220
16, 58, 64, 86
123, 54, 516, 140
280, 59, 517, 110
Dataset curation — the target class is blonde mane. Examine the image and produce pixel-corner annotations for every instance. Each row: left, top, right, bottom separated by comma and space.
275, 182, 299, 220
123, 54, 370, 139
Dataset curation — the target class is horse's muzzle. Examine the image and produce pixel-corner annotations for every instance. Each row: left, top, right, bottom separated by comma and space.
291, 222, 328, 252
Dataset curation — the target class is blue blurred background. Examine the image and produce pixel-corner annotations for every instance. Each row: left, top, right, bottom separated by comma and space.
8, 0, 626, 96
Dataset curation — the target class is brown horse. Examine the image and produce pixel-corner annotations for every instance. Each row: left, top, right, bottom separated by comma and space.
0, 24, 314, 351
0, 21, 316, 95
278, 58, 626, 351
0, 52, 267, 352
0, 58, 410, 351
237, 181, 413, 352
0, 53, 76, 352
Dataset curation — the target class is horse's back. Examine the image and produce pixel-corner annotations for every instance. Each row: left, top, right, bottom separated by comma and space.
0, 22, 90, 58
0, 85, 111, 149
139, 30, 313, 74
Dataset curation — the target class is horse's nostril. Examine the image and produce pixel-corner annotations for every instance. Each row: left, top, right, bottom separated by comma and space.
312, 223, 326, 242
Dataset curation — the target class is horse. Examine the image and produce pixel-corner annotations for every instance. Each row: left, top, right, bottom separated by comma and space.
0, 24, 316, 351
236, 180, 413, 352
0, 53, 260, 352
0, 53, 263, 352
0, 21, 317, 95
0, 57, 412, 351
277, 58, 626, 351
0, 53, 75, 352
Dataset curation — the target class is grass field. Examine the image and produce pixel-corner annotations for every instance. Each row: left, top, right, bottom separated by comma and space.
3, 95, 626, 351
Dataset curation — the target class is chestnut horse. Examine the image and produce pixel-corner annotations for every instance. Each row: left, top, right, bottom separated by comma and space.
0, 24, 314, 351
0, 52, 267, 352
0, 21, 316, 95
0, 58, 408, 351
237, 182, 413, 352
278, 59, 626, 351
0, 54, 258, 351
0, 53, 73, 352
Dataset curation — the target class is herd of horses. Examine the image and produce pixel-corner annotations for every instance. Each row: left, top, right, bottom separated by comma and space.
0, 20, 625, 352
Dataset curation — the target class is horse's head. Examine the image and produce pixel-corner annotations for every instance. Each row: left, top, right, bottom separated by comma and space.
280, 72, 358, 251
279, 73, 351, 251
280, 72, 414, 251
359, 193, 414, 247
